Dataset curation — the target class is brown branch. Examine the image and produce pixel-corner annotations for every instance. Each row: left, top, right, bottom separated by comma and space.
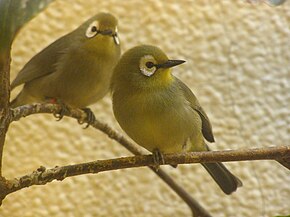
5, 103, 289, 216
0, 46, 12, 177
1, 145, 289, 200
8, 103, 212, 217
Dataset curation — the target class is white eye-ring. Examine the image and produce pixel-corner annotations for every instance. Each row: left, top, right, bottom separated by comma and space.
139, 55, 157, 77
86, 21, 99, 38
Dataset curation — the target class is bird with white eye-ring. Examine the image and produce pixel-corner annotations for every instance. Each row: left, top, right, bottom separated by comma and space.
111, 45, 242, 195
10, 12, 121, 127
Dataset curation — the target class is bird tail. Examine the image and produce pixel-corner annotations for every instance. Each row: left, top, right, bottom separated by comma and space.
202, 162, 242, 195
193, 143, 242, 195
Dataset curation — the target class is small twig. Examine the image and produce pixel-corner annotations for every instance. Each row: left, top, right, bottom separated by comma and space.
1, 145, 289, 198
8, 103, 212, 217
6, 103, 289, 217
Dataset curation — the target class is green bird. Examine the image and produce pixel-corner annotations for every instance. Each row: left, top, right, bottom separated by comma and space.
111, 45, 242, 194
10, 12, 121, 116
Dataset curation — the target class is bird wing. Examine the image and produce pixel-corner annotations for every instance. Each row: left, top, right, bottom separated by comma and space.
176, 78, 215, 143
11, 33, 74, 89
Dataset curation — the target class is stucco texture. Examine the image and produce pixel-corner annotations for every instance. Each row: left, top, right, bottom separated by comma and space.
1, 0, 289, 216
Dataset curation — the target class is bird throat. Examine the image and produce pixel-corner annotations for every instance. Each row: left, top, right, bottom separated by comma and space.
155, 68, 174, 87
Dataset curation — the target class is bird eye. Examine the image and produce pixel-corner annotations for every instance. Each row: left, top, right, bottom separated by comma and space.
91, 26, 97, 32
86, 21, 99, 38
145, 61, 155, 68
139, 55, 157, 77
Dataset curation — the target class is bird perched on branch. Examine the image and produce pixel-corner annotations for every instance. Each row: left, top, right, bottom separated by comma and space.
111, 45, 242, 194
10, 12, 121, 123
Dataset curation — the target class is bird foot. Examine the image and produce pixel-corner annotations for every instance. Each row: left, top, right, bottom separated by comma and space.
152, 149, 165, 171
49, 99, 70, 121
78, 108, 96, 129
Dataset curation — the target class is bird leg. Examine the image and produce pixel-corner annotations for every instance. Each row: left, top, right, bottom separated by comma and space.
78, 108, 96, 129
152, 149, 165, 171
46, 98, 71, 121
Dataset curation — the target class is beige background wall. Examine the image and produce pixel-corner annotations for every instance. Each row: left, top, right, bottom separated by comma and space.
1, 0, 289, 216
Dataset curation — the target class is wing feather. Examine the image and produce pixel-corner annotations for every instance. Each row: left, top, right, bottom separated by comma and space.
176, 78, 215, 143
11, 33, 74, 89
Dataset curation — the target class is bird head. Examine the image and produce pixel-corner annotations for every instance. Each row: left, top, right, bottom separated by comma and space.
76, 12, 120, 53
111, 45, 185, 91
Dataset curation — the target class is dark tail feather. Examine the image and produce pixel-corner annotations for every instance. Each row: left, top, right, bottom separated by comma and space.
202, 162, 242, 195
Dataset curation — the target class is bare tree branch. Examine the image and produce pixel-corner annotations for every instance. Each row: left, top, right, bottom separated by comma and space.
4, 103, 289, 215
0, 46, 12, 177
8, 103, 213, 217
5, 103, 289, 215
1, 145, 289, 201
0, 0, 54, 179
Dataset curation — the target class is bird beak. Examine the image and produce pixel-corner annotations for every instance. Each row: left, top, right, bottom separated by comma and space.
157, 60, 186, 69
100, 29, 113, 35
113, 34, 120, 45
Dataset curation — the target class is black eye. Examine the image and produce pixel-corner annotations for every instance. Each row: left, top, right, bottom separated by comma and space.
91, 26, 97, 32
146, 62, 155, 68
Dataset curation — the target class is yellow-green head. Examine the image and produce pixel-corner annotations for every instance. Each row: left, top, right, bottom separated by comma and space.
111, 45, 185, 91
10, 12, 121, 108
73, 12, 120, 53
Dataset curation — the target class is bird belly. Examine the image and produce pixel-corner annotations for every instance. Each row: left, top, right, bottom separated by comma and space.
113, 93, 199, 154
56, 54, 114, 107
25, 52, 115, 108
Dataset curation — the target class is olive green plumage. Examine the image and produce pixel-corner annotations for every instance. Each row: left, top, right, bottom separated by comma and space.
11, 12, 121, 108
111, 45, 242, 194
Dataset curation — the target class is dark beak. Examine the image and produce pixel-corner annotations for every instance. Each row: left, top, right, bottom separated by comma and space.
157, 60, 186, 69
113, 33, 120, 45
100, 29, 113, 35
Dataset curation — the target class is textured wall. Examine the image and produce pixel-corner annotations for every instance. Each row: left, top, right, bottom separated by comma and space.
1, 0, 290, 216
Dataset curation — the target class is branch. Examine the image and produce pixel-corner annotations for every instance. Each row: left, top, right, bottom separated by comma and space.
1, 145, 289, 197
6, 104, 290, 217
0, 42, 12, 177
0, 0, 54, 178
8, 103, 213, 217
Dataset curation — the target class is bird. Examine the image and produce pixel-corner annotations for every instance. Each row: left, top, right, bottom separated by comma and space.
111, 45, 242, 194
10, 12, 121, 123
